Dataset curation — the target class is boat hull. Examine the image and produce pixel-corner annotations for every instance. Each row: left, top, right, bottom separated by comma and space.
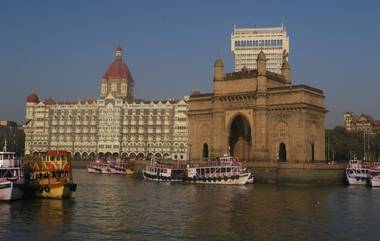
346, 176, 367, 185
110, 168, 134, 175
370, 177, 380, 187
87, 167, 101, 174
143, 171, 250, 185
186, 173, 250, 185
32, 183, 76, 199
0, 182, 24, 201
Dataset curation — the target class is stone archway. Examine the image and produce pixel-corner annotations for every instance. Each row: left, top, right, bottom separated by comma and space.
279, 142, 287, 162
89, 152, 96, 160
228, 114, 252, 160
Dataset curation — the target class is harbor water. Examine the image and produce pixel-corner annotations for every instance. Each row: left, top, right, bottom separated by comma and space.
1, 169, 380, 241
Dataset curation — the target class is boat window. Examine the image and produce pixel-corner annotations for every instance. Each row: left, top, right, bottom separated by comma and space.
221, 168, 226, 173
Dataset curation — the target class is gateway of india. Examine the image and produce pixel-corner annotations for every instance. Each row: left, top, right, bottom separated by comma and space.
188, 51, 326, 162
24, 47, 188, 161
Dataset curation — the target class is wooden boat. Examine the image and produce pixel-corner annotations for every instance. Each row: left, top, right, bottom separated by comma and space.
26, 150, 76, 199
0, 141, 24, 200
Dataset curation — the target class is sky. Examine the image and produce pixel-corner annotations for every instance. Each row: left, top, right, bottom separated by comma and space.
0, 0, 379, 128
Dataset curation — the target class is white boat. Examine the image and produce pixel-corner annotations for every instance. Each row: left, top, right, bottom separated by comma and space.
345, 160, 370, 185
143, 158, 186, 182
368, 168, 380, 187
87, 160, 103, 173
109, 159, 134, 175
0, 141, 24, 200
246, 172, 255, 184
186, 156, 251, 185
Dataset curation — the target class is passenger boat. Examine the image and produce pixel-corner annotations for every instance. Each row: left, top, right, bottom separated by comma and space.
87, 158, 134, 175
87, 160, 103, 174
369, 170, 380, 187
143, 158, 186, 181
143, 156, 253, 185
246, 171, 255, 184
26, 150, 77, 199
186, 156, 251, 185
109, 159, 134, 175
0, 141, 24, 200
345, 160, 370, 185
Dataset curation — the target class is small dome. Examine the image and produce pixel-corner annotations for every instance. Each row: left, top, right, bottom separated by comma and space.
191, 88, 201, 96
214, 57, 224, 67
257, 50, 266, 61
26, 89, 39, 103
241, 66, 249, 72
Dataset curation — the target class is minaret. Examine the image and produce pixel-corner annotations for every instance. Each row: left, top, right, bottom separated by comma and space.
214, 57, 224, 81
257, 50, 267, 92
281, 59, 291, 84
255, 50, 269, 161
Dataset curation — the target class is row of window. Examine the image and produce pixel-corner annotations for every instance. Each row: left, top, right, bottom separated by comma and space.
235, 39, 283, 48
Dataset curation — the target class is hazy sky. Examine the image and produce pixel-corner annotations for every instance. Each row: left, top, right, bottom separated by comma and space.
0, 0, 379, 128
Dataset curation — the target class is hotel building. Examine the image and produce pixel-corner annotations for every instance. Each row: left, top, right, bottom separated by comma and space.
24, 47, 189, 160
231, 24, 289, 74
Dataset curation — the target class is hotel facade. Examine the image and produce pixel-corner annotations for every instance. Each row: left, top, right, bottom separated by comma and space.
231, 24, 289, 74
24, 47, 189, 160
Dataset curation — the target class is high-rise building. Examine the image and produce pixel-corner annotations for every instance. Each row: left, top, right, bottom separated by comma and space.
24, 46, 189, 161
231, 24, 289, 74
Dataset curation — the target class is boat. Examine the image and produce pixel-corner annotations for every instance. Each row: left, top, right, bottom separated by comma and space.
0, 141, 24, 200
143, 156, 253, 185
186, 156, 251, 185
369, 170, 380, 187
87, 159, 103, 174
143, 158, 187, 181
87, 158, 134, 175
109, 159, 134, 175
246, 171, 255, 184
345, 160, 370, 185
26, 150, 77, 199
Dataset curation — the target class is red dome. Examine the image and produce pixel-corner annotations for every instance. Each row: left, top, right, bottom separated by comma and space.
102, 47, 134, 84
26, 90, 39, 103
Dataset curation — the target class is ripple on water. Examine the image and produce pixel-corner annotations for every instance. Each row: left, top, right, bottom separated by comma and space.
1, 169, 380, 240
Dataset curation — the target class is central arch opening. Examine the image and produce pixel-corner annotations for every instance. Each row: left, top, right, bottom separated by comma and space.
229, 115, 252, 160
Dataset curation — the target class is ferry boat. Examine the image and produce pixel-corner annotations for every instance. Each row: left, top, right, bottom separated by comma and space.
0, 141, 24, 200
87, 159, 134, 175
143, 156, 253, 185
369, 170, 380, 187
109, 159, 134, 175
87, 160, 104, 174
143, 158, 186, 181
186, 156, 251, 185
26, 150, 77, 199
345, 159, 374, 185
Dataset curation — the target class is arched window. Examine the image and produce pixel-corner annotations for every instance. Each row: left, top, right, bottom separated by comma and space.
202, 143, 209, 159
279, 143, 287, 162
